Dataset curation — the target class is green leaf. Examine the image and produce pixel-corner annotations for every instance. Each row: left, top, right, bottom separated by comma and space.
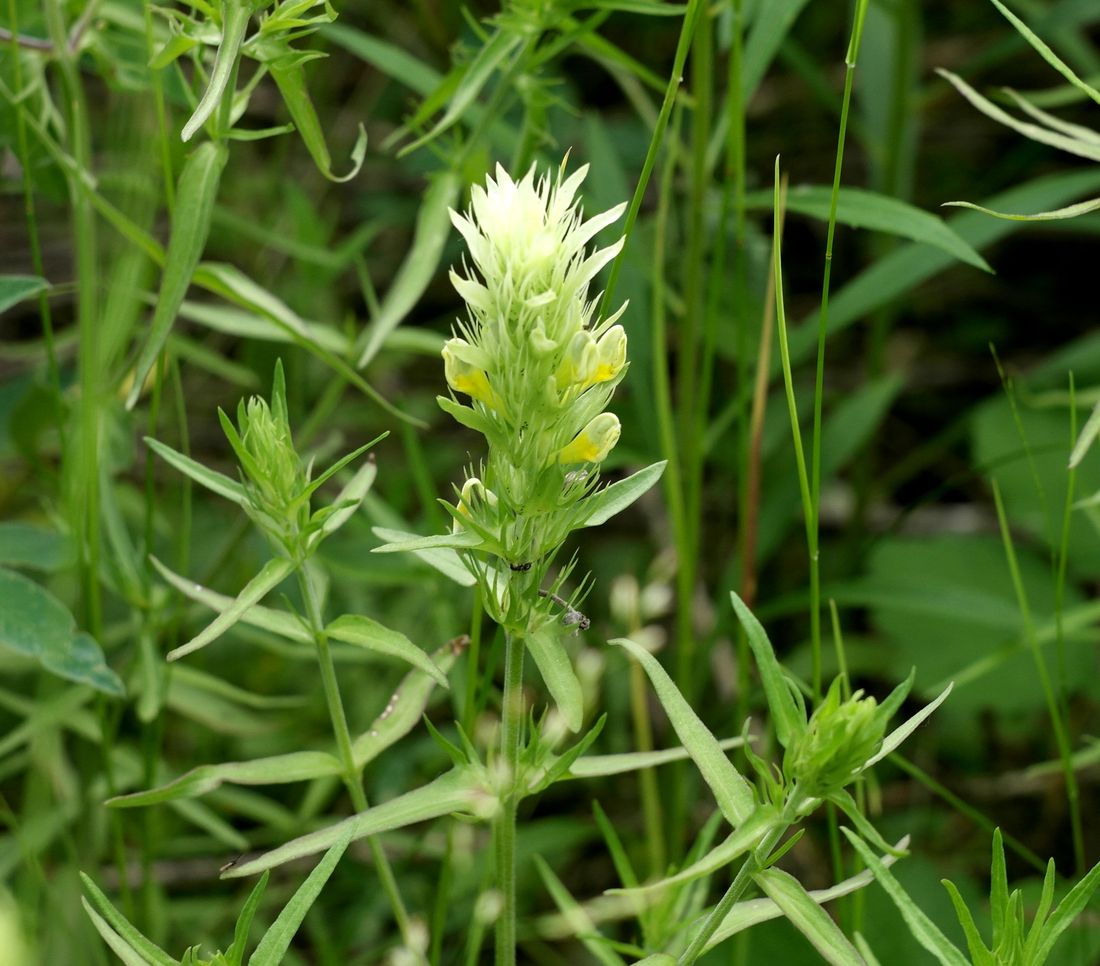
80, 874, 177, 966
371, 527, 476, 587
608, 806, 780, 897
145, 437, 249, 506
942, 195, 1100, 222
352, 637, 466, 768
194, 263, 421, 426
1031, 855, 1100, 963
754, 868, 867, 965
729, 592, 804, 749
986, 0, 1100, 107
609, 637, 755, 825
247, 832, 351, 966
325, 614, 448, 687
580, 461, 666, 527
401, 28, 522, 154
533, 855, 627, 966
941, 880, 995, 966
0, 522, 73, 572
372, 529, 485, 554
0, 275, 49, 315
1070, 400, 1100, 469
181, 1, 251, 142
307, 456, 378, 548
322, 23, 438, 96
168, 557, 296, 661
937, 69, 1100, 163
0, 568, 124, 696
742, 0, 812, 100
223, 768, 484, 878
745, 185, 990, 271
150, 556, 310, 644
356, 172, 461, 367
108, 751, 343, 807
567, 736, 747, 779
526, 626, 584, 733
270, 59, 367, 182
865, 683, 952, 768
842, 829, 969, 966
698, 836, 908, 951
227, 873, 269, 966
81, 901, 162, 966
126, 141, 228, 410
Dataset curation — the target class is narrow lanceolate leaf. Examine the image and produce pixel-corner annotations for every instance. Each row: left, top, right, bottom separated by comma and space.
270, 59, 367, 182
843, 830, 969, 966
247, 832, 351, 966
80, 874, 177, 966
705, 838, 910, 952
356, 171, 461, 367
227, 873, 270, 966
567, 736, 747, 779
372, 529, 484, 554
1070, 400, 1100, 469
1031, 856, 1100, 964
943, 196, 1100, 222
325, 614, 448, 687
145, 437, 248, 506
937, 69, 1100, 163
0, 275, 49, 315
744, 186, 991, 272
307, 458, 378, 548
987, 0, 1100, 106
534, 856, 627, 966
181, 0, 251, 142
754, 868, 867, 966
401, 29, 522, 154
352, 636, 467, 768
0, 568, 124, 696
580, 461, 667, 527
372, 527, 475, 587
223, 768, 485, 878
865, 682, 952, 769
126, 142, 228, 409
107, 751, 343, 808
730, 593, 804, 749
168, 557, 296, 661
150, 556, 309, 644
81, 901, 159, 966
608, 807, 780, 897
609, 638, 755, 825
526, 626, 584, 733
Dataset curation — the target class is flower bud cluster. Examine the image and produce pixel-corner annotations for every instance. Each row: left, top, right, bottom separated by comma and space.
441, 160, 628, 576
784, 678, 887, 798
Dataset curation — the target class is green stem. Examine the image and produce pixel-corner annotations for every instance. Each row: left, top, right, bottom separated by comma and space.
297, 564, 416, 949
494, 628, 526, 966
679, 793, 801, 965
808, 0, 871, 702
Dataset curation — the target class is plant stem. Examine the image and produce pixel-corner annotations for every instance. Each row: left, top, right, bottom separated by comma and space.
297, 564, 416, 950
494, 628, 525, 966
679, 819, 790, 965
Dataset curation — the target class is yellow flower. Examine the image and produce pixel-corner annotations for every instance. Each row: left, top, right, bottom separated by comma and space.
555, 331, 598, 391
443, 338, 499, 409
558, 413, 621, 464
591, 325, 627, 384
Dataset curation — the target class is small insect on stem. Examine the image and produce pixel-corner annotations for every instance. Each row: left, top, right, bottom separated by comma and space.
537, 589, 591, 631
510, 561, 532, 572
219, 854, 244, 874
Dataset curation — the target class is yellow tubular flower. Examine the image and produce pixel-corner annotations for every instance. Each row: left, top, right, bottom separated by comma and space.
591, 325, 627, 384
443, 338, 499, 409
555, 331, 598, 391
558, 413, 622, 464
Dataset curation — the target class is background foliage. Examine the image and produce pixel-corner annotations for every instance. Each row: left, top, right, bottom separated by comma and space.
1, 0, 1099, 962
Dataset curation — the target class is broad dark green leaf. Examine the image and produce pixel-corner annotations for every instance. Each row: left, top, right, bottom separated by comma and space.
0, 568, 123, 696
0, 275, 48, 316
